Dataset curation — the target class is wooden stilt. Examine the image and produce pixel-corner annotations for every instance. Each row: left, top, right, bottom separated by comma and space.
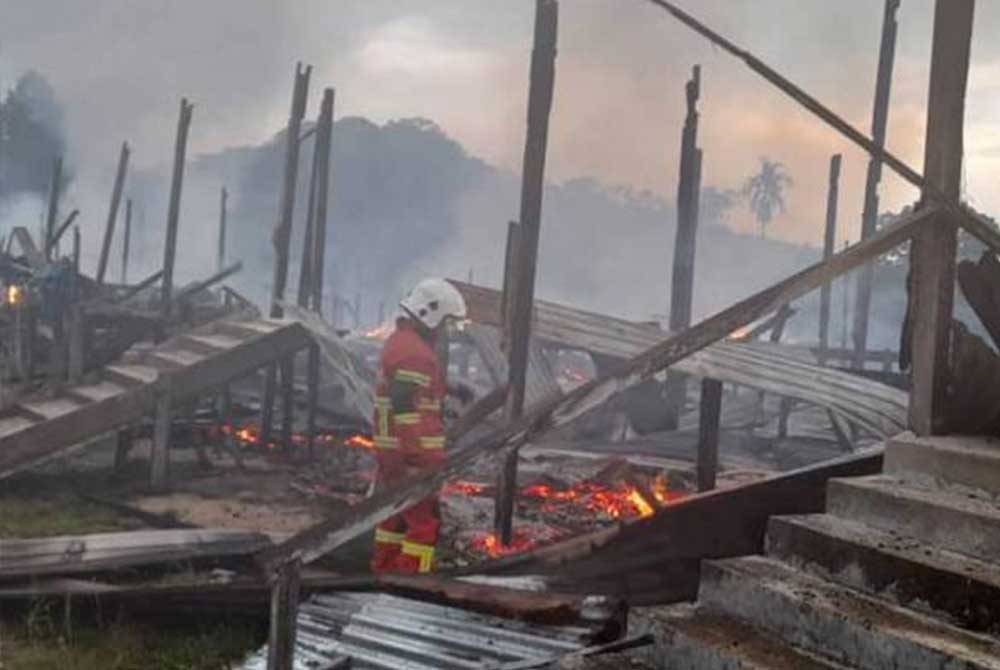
818, 154, 842, 362
160, 99, 194, 322
665, 65, 703, 429
121, 198, 132, 285
262, 63, 312, 444
311, 88, 335, 314
44, 157, 63, 261
97, 142, 130, 285
905, 0, 974, 436
266, 559, 302, 670
305, 343, 319, 461
493, 0, 559, 546
852, 0, 901, 369
150, 392, 172, 491
217, 187, 227, 274
697, 378, 722, 492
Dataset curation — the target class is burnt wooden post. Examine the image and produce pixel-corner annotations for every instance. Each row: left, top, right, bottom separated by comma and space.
499, 221, 522, 353
305, 342, 319, 460
297, 150, 318, 307
68, 226, 83, 383
494, 0, 558, 546
697, 377, 722, 492
311, 88, 335, 314
150, 390, 172, 491
96, 142, 130, 285
852, 0, 901, 369
266, 559, 302, 670
218, 187, 228, 274
280, 357, 295, 453
121, 198, 132, 284
160, 99, 194, 321
262, 63, 311, 444
665, 65, 703, 429
906, 0, 974, 436
818, 154, 843, 361
44, 156, 63, 260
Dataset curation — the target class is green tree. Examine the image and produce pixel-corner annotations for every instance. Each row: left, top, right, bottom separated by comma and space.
741, 158, 792, 239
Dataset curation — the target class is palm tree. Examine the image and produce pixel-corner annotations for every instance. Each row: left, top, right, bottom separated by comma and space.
742, 158, 793, 239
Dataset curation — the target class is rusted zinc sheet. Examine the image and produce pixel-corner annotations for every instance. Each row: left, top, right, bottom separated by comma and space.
450, 281, 907, 438
0, 317, 313, 479
239, 592, 595, 670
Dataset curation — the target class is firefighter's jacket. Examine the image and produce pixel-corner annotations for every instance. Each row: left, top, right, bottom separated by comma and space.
373, 318, 446, 478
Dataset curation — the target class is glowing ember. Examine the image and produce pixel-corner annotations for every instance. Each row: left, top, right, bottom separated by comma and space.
627, 488, 656, 517
344, 434, 375, 450
362, 322, 394, 340
519, 480, 666, 519
468, 529, 547, 558
441, 480, 489, 496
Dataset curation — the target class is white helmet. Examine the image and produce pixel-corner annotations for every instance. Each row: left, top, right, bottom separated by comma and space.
400, 278, 467, 330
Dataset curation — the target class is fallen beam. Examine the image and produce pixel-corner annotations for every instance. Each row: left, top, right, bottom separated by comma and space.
257, 205, 935, 574
0, 529, 271, 579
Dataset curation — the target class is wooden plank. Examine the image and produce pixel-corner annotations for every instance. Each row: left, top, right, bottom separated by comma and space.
852, 0, 900, 369
0, 529, 270, 578
696, 378, 722, 492
97, 141, 130, 285
495, 0, 559, 546
906, 0, 973, 436
160, 99, 194, 320
257, 205, 934, 573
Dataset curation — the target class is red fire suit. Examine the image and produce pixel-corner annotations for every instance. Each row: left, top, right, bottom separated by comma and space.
370, 318, 446, 574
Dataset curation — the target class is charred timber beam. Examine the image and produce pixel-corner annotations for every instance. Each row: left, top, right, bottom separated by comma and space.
44, 156, 63, 261
171, 261, 243, 304
256, 205, 936, 574
311, 88, 335, 314
160, 99, 194, 320
494, 0, 559, 546
852, 0, 900, 369
266, 559, 301, 670
262, 63, 312, 444
97, 142, 131, 285
217, 187, 227, 274
696, 378, 722, 492
905, 0, 973, 436
665, 64, 703, 427
818, 154, 843, 359
121, 198, 132, 284
640, 0, 1000, 255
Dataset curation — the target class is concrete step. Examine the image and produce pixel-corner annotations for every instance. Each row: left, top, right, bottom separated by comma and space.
104, 364, 160, 388
766, 514, 1000, 634
885, 432, 1000, 498
698, 556, 1000, 670
827, 475, 1000, 562
633, 605, 850, 670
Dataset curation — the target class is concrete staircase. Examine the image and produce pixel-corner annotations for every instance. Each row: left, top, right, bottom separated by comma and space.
636, 432, 1000, 669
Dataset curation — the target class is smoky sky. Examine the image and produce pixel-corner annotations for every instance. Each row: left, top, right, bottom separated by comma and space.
3, 0, 1000, 248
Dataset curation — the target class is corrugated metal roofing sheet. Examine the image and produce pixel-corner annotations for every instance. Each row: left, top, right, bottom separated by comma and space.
240, 592, 591, 670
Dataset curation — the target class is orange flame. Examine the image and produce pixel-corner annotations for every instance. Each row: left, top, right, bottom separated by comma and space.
344, 434, 375, 450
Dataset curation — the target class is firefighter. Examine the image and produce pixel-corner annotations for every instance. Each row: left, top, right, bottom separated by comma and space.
370, 278, 470, 574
